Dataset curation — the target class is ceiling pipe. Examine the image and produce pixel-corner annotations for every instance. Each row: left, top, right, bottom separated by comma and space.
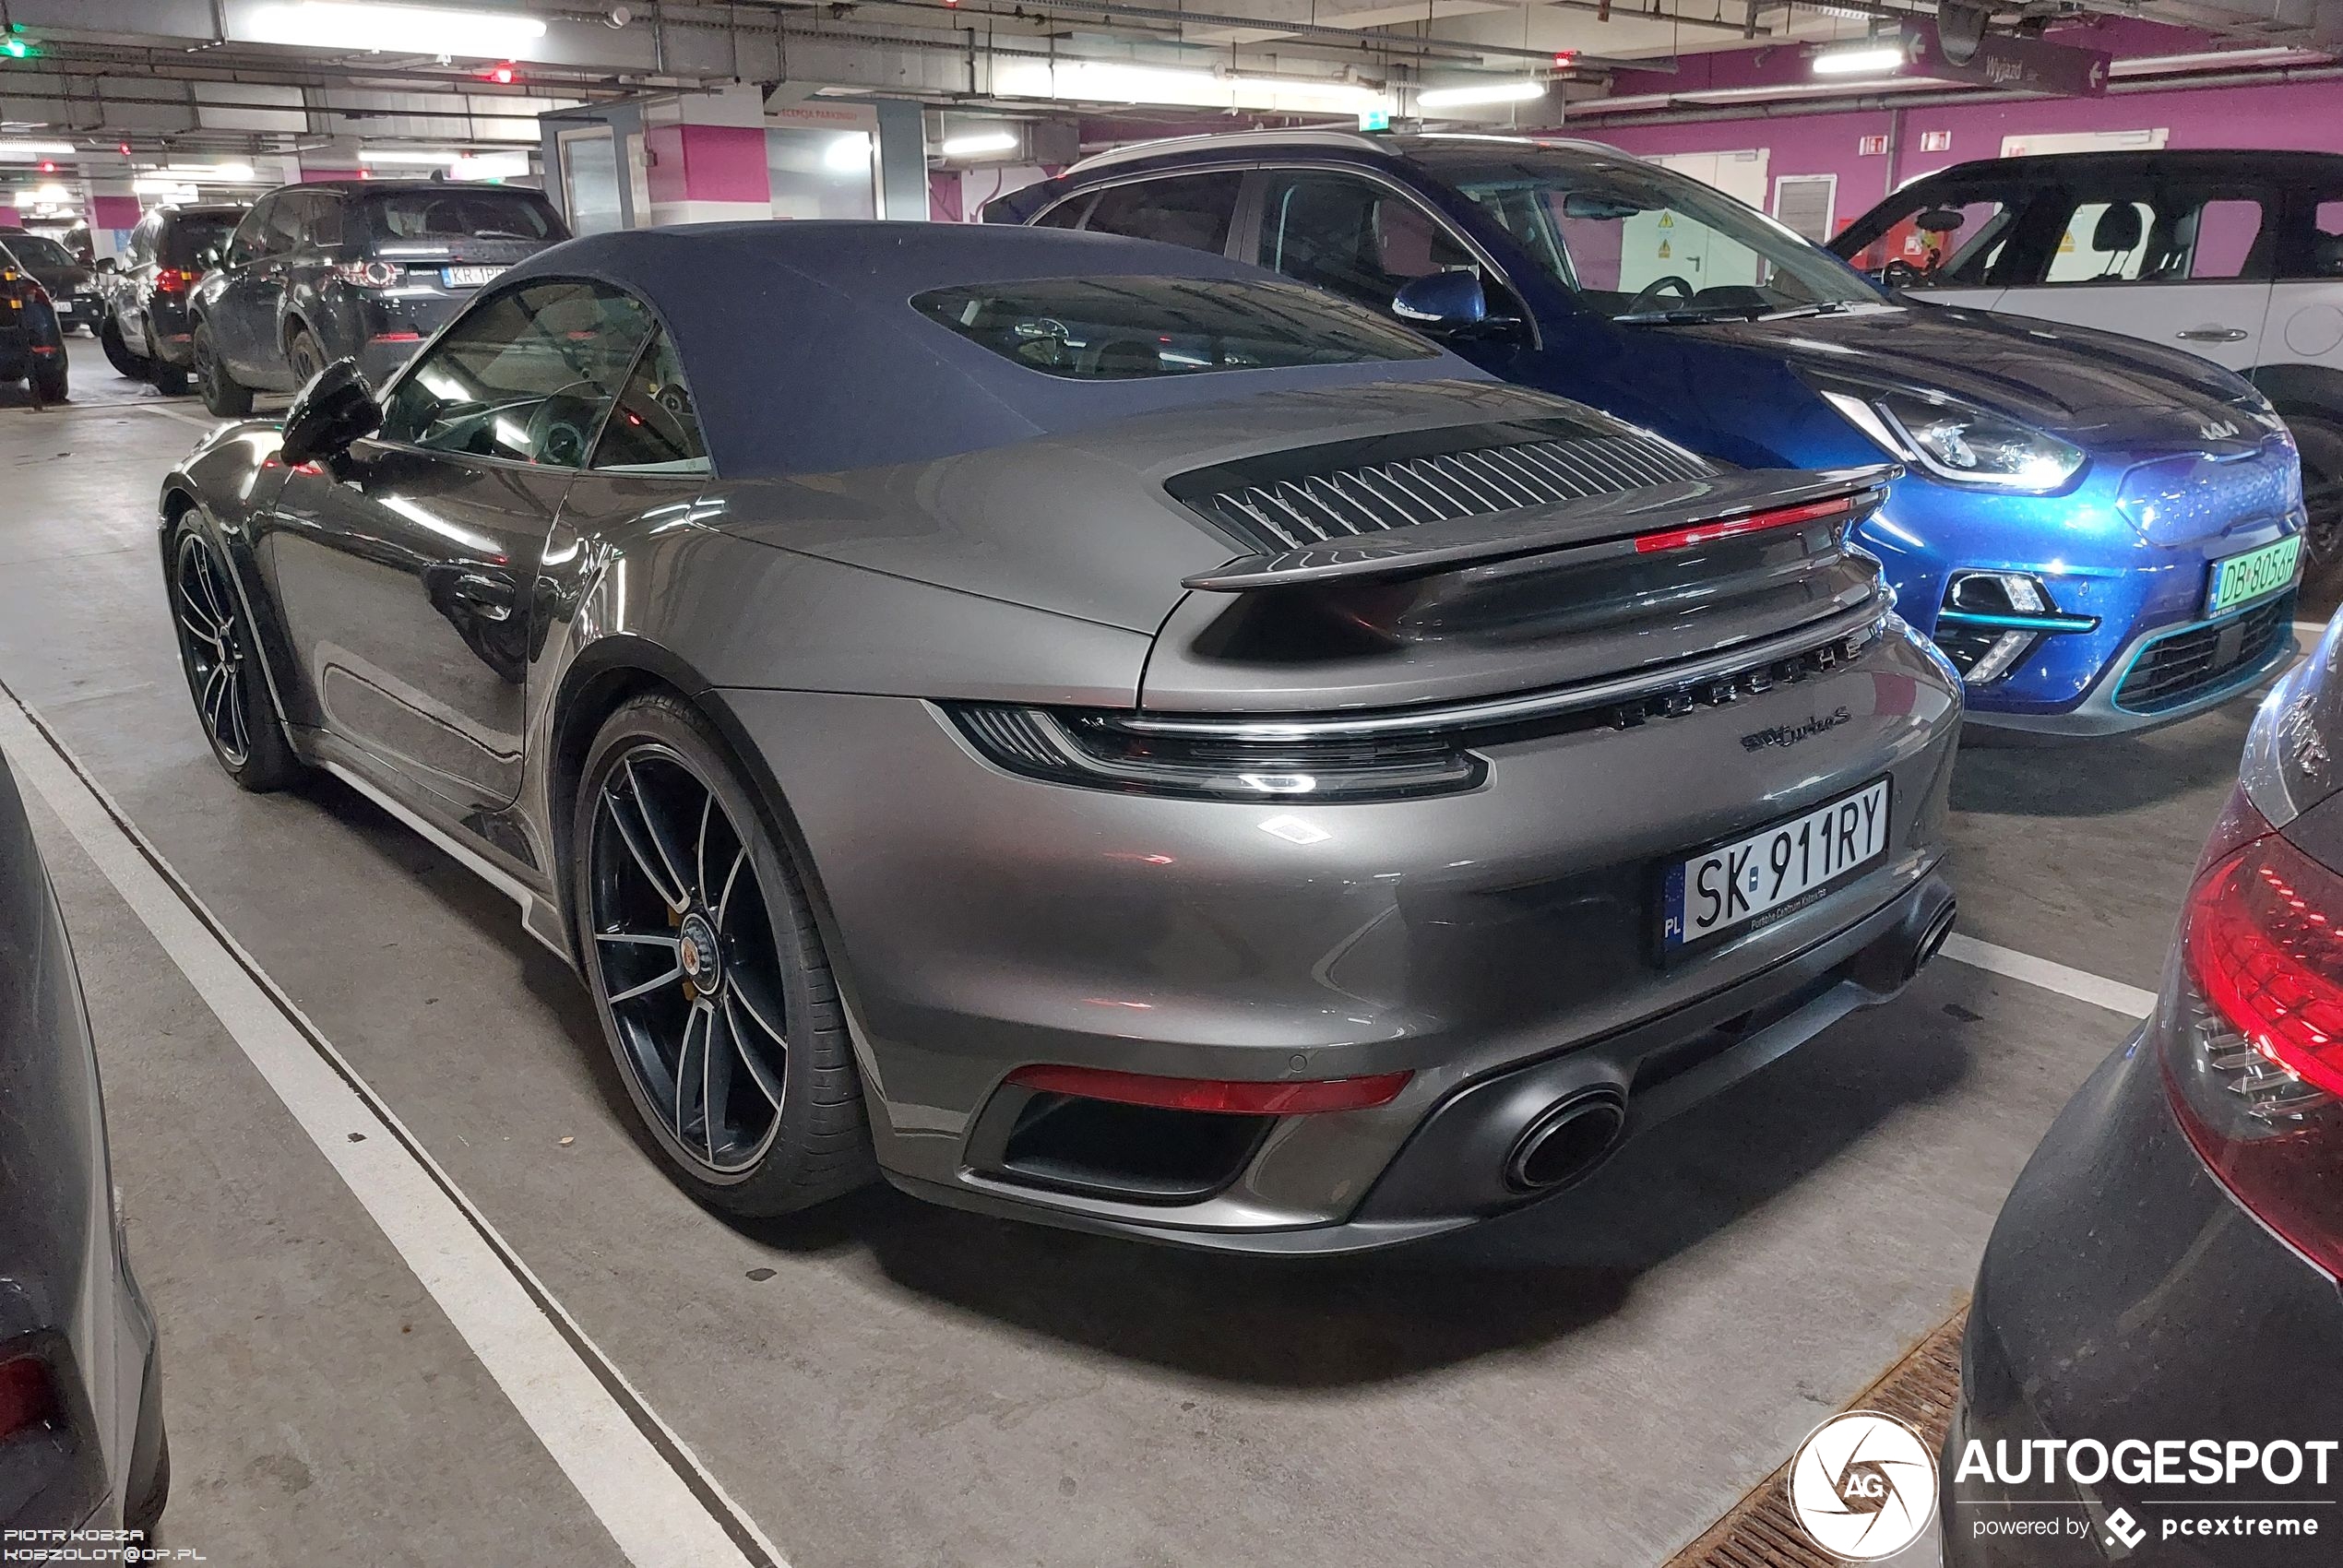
1576, 56, 2343, 121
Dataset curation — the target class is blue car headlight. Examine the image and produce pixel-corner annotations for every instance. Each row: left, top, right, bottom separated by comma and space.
1817, 386, 2085, 493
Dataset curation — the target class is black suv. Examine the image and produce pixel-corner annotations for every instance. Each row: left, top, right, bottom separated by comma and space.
0, 232, 97, 336
97, 202, 246, 396
187, 179, 570, 415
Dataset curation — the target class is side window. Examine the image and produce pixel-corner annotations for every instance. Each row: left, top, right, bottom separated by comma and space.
260, 196, 306, 256
2182, 198, 2267, 280
377, 279, 654, 467
2045, 200, 2154, 282
590, 327, 708, 473
1256, 172, 1487, 315
305, 194, 345, 249
1033, 194, 1093, 231
129, 214, 156, 267
1846, 196, 2014, 285
2299, 198, 2343, 280
1081, 173, 1242, 255
225, 198, 274, 266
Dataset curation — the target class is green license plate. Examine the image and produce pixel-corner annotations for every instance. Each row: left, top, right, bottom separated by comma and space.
2206, 535, 2302, 618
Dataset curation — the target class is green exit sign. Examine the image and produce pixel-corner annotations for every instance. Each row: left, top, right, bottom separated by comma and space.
1358, 108, 1391, 132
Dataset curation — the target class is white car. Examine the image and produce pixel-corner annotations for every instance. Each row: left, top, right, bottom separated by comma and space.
1834, 148, 2343, 571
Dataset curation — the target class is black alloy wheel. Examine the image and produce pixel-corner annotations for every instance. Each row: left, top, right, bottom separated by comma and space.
2287, 410, 2343, 588
287, 328, 325, 389
575, 695, 874, 1216
193, 323, 253, 417
168, 523, 301, 790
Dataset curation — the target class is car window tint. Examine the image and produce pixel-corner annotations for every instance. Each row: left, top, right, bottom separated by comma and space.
912, 275, 1439, 379
1258, 172, 1493, 315
1081, 174, 1240, 255
377, 280, 653, 467
305, 194, 345, 248
129, 214, 156, 267
590, 327, 708, 473
2187, 199, 2266, 279
2040, 193, 2270, 285
166, 215, 238, 271
2292, 198, 2343, 280
369, 190, 563, 242
1033, 194, 1092, 230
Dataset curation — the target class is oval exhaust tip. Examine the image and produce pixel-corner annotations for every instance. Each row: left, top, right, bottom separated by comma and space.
1917, 900, 1957, 972
1506, 1090, 1629, 1193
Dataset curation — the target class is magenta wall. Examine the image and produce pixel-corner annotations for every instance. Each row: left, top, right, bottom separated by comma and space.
647, 123, 770, 206
1587, 23, 2343, 232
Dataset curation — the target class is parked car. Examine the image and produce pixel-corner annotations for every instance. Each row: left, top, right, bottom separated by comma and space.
186, 179, 569, 416
0, 748, 169, 1541
0, 232, 97, 337
157, 221, 1958, 1250
992, 133, 2309, 736
1832, 149, 2343, 570
1942, 617, 2343, 1563
0, 256, 66, 406
96, 202, 246, 397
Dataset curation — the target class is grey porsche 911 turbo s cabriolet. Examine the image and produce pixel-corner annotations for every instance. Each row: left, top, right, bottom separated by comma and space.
158, 221, 1960, 1253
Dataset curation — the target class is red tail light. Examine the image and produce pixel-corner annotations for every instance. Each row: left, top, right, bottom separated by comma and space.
334, 259, 402, 290
1005, 1063, 1411, 1115
2164, 788, 2343, 1277
1632, 493, 1861, 555
154, 267, 196, 294
0, 1351, 55, 1440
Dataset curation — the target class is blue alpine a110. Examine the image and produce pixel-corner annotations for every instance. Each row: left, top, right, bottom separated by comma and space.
993, 131, 2307, 733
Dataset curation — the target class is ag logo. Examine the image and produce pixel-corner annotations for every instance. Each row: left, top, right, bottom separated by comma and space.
1787, 1411, 1939, 1561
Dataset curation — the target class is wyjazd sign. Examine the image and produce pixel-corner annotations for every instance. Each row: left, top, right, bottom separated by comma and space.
1900, 19, 2111, 97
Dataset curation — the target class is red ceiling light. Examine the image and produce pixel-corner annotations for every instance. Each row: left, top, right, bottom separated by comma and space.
482, 60, 516, 84
1553, 49, 1578, 65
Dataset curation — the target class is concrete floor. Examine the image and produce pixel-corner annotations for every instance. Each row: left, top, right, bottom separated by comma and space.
0, 336, 2297, 1566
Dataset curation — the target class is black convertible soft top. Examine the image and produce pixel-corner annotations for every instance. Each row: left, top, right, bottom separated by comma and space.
496, 220, 1480, 479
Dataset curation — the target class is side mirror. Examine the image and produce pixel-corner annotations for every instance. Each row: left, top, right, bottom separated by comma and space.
1393, 269, 1489, 330
280, 359, 382, 467
95, 256, 117, 275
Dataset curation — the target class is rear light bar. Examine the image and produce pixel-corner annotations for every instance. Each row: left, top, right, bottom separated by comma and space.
1632, 494, 1857, 555
1005, 1063, 1411, 1115
2164, 788, 2343, 1277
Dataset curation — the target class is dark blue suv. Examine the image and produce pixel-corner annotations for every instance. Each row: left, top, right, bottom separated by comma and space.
992, 131, 2307, 735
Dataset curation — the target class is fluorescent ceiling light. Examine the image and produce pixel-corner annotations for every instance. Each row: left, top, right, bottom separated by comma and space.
133, 179, 199, 197
244, 2, 547, 57
154, 162, 257, 183
450, 151, 529, 179
941, 131, 1018, 158
360, 148, 462, 164
0, 141, 73, 159
1418, 79, 1546, 109
993, 59, 1387, 115
1812, 44, 1905, 76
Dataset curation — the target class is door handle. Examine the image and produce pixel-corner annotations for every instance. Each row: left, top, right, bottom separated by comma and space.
2176, 327, 2249, 342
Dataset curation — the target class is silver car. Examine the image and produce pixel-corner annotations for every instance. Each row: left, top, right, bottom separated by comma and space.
158, 222, 1960, 1252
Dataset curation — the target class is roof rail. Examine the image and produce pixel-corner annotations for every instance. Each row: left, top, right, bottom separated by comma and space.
1065, 127, 1396, 175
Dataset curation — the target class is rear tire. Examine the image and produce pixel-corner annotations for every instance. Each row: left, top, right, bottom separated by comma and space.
2281, 405, 2343, 592
165, 515, 303, 791
573, 694, 876, 1218
150, 355, 190, 396
30, 351, 64, 406
193, 322, 253, 418
101, 315, 151, 379
286, 327, 326, 390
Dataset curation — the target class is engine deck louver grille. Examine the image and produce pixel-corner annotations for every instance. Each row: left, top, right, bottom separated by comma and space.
1183, 434, 1715, 553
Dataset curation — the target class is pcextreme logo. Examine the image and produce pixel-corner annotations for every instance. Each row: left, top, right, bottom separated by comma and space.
1788, 1411, 1939, 1561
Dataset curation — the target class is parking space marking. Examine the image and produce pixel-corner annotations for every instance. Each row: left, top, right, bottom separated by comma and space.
0, 687, 790, 1568
1941, 932, 2159, 1019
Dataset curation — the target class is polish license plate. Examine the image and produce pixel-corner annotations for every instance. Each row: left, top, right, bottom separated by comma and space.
1663, 778, 1890, 950
441, 265, 505, 289
2206, 536, 2301, 618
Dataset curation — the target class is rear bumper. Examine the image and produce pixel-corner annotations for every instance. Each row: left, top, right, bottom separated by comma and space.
728, 621, 1962, 1250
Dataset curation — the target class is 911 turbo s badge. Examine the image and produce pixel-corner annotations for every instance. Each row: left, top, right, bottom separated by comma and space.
1742, 707, 1853, 753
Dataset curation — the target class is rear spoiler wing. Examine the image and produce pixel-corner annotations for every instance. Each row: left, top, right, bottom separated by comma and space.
1181, 465, 1899, 592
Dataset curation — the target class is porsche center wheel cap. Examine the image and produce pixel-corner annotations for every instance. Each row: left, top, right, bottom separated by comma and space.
678, 912, 723, 993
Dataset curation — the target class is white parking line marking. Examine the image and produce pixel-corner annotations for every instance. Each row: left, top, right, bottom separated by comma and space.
1941, 933, 2159, 1019
0, 690, 789, 1568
